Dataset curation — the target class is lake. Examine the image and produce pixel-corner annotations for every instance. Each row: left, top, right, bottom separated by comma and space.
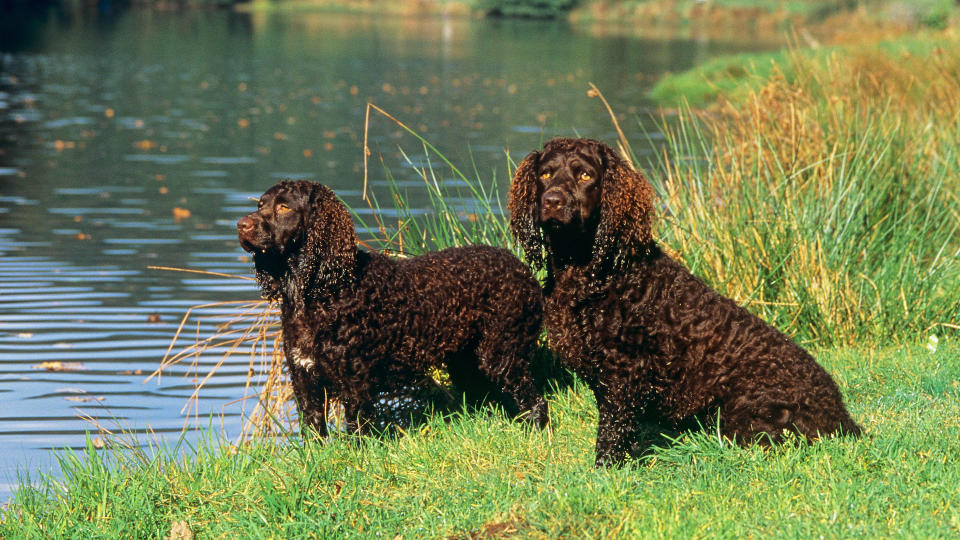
0, 4, 772, 500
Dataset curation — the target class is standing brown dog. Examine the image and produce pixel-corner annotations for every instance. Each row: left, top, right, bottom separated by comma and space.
238, 180, 548, 436
509, 137, 860, 466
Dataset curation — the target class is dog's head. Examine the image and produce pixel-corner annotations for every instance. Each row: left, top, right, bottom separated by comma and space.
508, 137, 655, 272
237, 180, 357, 300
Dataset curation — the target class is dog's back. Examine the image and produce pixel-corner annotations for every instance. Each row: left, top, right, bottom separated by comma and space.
551, 246, 861, 441
344, 245, 543, 367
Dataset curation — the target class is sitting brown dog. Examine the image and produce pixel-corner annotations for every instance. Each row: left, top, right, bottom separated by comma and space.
508, 137, 860, 466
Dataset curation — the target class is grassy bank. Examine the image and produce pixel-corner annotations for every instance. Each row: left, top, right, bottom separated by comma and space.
573, 0, 957, 28
237, 0, 956, 28
649, 2, 960, 106
2, 343, 958, 536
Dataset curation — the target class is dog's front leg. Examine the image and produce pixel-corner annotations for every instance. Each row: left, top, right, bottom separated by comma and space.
342, 398, 376, 436
284, 354, 331, 439
293, 376, 332, 440
594, 388, 634, 467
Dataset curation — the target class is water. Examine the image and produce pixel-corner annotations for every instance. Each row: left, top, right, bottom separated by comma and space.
0, 6, 772, 500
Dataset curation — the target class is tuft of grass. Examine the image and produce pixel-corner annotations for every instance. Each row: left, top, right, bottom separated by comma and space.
2, 343, 959, 537
649, 49, 793, 106
643, 36, 960, 347
358, 103, 517, 257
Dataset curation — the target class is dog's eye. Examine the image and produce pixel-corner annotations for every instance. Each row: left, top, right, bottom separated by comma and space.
539, 172, 552, 180
578, 172, 593, 182
276, 204, 292, 215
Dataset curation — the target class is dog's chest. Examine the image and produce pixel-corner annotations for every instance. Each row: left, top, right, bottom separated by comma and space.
278, 304, 345, 373
544, 268, 672, 380
279, 315, 320, 371
544, 274, 621, 378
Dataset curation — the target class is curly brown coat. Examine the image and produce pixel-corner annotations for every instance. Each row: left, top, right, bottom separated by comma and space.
508, 137, 860, 466
238, 180, 548, 436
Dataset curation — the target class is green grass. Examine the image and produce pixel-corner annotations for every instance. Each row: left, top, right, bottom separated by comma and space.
2, 343, 958, 537
356, 138, 515, 258
648, 49, 793, 107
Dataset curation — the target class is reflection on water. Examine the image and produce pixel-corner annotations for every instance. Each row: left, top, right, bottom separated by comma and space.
0, 6, 771, 499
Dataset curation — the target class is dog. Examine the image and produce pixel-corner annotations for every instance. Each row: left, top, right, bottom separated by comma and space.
508, 137, 860, 466
238, 180, 548, 436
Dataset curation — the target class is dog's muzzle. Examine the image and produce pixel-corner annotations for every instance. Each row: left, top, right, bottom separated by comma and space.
539, 189, 574, 225
237, 215, 266, 252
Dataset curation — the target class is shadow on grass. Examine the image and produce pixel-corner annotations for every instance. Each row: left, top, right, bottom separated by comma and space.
357, 344, 575, 438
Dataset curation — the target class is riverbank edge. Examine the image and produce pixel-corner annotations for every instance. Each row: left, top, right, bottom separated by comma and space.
236, 0, 858, 25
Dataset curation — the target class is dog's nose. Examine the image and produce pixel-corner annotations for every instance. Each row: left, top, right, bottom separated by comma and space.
542, 190, 565, 210
237, 216, 255, 234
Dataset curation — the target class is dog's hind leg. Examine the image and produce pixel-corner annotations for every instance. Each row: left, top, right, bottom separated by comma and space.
446, 347, 503, 411
472, 333, 549, 429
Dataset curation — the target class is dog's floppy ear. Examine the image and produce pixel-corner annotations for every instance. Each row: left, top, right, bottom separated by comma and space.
302, 184, 358, 292
592, 142, 656, 269
508, 149, 545, 269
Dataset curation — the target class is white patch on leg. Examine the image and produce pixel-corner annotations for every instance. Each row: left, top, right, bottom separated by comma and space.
290, 347, 315, 371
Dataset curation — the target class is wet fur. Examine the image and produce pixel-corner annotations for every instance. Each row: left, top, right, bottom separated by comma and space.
508, 137, 860, 466
238, 180, 548, 436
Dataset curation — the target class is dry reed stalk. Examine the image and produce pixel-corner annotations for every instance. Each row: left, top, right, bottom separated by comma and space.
143, 266, 298, 441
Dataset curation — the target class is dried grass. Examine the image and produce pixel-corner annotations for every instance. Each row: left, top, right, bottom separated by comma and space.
144, 276, 292, 441
650, 36, 960, 344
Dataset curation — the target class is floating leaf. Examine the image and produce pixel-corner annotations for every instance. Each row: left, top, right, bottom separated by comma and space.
134, 140, 158, 150
34, 361, 86, 372
172, 207, 191, 222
